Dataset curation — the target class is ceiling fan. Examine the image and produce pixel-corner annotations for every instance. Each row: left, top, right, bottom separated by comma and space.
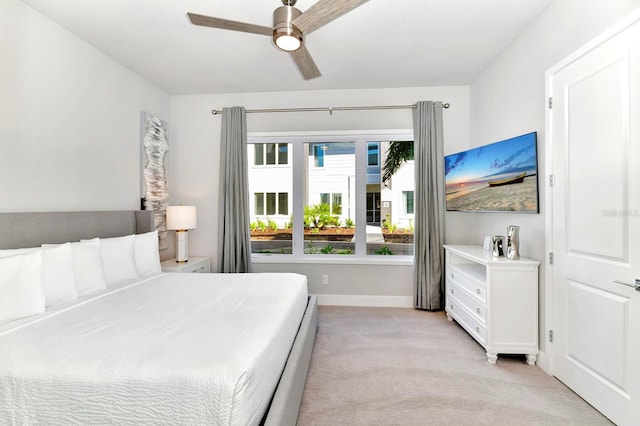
187, 0, 369, 80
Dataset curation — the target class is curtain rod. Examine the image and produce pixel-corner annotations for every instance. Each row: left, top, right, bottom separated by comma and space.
210, 102, 450, 116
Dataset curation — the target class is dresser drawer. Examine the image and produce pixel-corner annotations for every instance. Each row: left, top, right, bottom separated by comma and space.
447, 279, 487, 323
447, 267, 486, 303
447, 295, 487, 345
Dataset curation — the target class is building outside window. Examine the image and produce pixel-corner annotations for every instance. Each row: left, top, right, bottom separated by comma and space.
254, 192, 288, 216
367, 142, 379, 166
278, 192, 288, 215
332, 193, 342, 215
254, 193, 264, 215
254, 143, 288, 166
320, 192, 343, 215
403, 191, 414, 215
313, 144, 325, 167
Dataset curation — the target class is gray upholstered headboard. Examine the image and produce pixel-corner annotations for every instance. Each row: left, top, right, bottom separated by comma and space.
0, 210, 155, 249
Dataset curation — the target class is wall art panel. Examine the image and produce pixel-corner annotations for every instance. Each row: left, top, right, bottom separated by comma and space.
141, 112, 169, 249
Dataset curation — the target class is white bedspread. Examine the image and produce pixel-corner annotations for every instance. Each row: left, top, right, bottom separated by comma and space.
0, 272, 308, 425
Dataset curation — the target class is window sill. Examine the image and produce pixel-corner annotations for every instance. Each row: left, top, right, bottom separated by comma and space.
251, 254, 414, 266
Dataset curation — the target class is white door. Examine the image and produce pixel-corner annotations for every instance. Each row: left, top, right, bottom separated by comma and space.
548, 15, 640, 426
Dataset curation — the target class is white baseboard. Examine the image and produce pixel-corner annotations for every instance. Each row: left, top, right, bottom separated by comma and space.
316, 294, 414, 308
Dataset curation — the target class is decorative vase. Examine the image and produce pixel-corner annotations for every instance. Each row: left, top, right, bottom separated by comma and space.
506, 225, 520, 260
491, 235, 504, 257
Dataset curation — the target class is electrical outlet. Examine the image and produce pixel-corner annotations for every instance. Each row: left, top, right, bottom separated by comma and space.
322, 275, 329, 284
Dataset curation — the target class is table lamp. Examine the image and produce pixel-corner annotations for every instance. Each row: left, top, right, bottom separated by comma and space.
166, 205, 197, 263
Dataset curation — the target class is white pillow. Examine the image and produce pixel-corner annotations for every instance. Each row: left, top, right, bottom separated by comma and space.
134, 230, 162, 276
39, 243, 78, 307
0, 248, 41, 273
87, 235, 139, 285
0, 251, 45, 325
1, 245, 78, 307
0, 247, 37, 258
69, 239, 108, 295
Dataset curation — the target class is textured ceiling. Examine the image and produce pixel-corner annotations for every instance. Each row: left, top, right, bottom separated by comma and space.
21, 0, 555, 95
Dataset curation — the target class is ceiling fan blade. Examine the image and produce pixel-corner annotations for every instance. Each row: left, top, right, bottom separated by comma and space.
187, 12, 273, 36
292, 0, 369, 34
290, 45, 321, 80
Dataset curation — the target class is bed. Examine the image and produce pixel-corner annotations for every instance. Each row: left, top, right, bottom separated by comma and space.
0, 210, 318, 425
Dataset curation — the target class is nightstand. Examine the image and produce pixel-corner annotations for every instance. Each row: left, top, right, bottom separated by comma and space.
161, 257, 210, 273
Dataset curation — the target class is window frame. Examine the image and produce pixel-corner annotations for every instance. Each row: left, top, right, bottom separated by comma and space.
248, 130, 414, 265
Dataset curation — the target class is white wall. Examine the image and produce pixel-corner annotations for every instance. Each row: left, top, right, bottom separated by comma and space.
169, 86, 470, 300
456, 0, 640, 364
0, 0, 169, 213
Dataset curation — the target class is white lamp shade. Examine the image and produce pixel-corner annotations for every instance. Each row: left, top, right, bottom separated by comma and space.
166, 205, 197, 230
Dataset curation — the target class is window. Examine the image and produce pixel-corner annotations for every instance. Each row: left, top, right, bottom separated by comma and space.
313, 144, 325, 167
248, 133, 414, 260
266, 145, 276, 165
254, 144, 264, 166
266, 192, 276, 215
367, 143, 379, 166
372, 140, 415, 255
320, 193, 343, 215
404, 191, 414, 215
278, 144, 288, 164
255, 193, 265, 215
254, 143, 288, 165
332, 193, 342, 215
249, 142, 293, 254
254, 192, 288, 216
278, 192, 288, 215
307, 142, 355, 255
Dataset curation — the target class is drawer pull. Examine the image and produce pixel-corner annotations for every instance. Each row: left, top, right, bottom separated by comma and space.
450, 273, 455, 279
476, 288, 481, 295
451, 288, 455, 294
476, 307, 481, 314
475, 326, 480, 333
450, 304, 454, 310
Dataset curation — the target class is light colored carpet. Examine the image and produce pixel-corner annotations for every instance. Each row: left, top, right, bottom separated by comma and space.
296, 306, 612, 426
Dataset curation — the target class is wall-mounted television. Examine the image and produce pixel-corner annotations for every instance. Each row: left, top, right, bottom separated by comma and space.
444, 132, 539, 213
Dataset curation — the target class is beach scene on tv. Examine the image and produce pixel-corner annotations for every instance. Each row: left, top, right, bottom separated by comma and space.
445, 132, 539, 213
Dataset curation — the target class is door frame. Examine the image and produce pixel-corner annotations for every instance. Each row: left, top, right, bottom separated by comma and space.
544, 7, 640, 376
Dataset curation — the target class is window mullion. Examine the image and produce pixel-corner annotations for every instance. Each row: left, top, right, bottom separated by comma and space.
292, 142, 305, 256
355, 140, 367, 255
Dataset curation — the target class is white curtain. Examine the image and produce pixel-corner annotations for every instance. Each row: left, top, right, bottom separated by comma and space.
218, 107, 252, 273
413, 101, 445, 310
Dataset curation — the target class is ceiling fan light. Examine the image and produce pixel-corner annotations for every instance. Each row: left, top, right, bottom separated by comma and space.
275, 33, 301, 51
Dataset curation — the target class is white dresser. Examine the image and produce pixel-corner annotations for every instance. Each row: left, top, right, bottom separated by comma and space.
443, 245, 539, 365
